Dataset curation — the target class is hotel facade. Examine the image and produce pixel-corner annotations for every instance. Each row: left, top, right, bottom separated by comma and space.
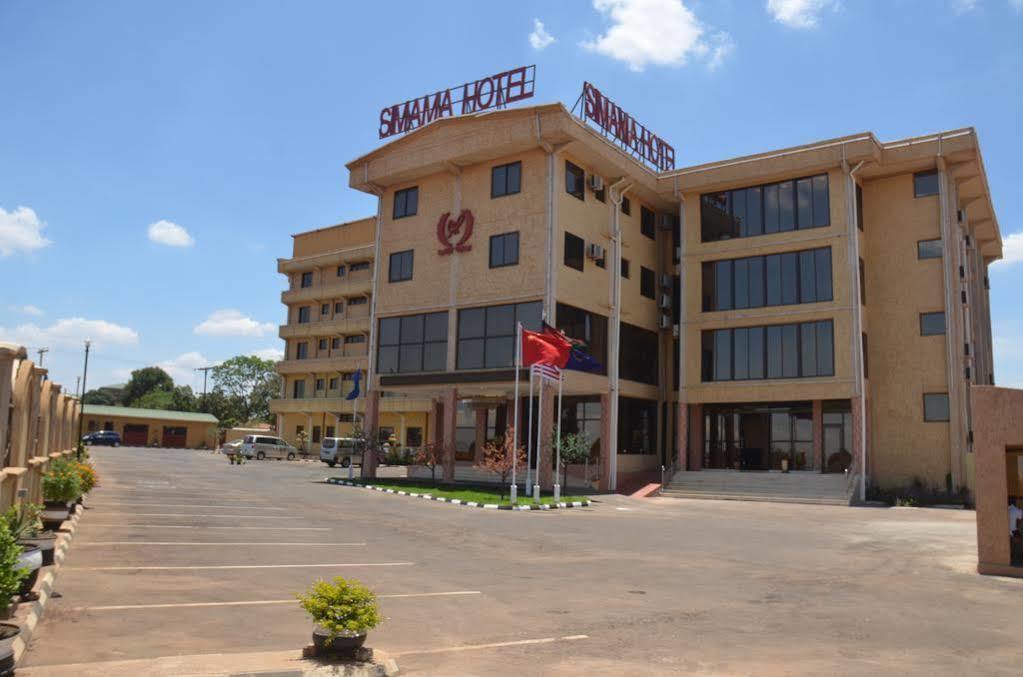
271, 102, 1002, 499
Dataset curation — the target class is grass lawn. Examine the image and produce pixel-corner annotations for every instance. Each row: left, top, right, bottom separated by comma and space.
334, 478, 588, 506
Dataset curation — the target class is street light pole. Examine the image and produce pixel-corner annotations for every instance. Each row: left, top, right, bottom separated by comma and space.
75, 340, 91, 460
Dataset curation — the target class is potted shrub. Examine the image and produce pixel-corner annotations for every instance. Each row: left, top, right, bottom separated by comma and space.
0, 521, 29, 619
297, 577, 381, 656
0, 620, 19, 676
5, 503, 55, 567
73, 461, 98, 502
41, 460, 82, 530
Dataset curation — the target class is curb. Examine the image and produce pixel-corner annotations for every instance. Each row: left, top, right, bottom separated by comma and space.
12, 502, 84, 667
325, 478, 590, 511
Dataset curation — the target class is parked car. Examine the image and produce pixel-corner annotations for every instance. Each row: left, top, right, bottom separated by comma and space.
320, 437, 364, 468
82, 430, 121, 447
220, 439, 243, 455
240, 435, 299, 461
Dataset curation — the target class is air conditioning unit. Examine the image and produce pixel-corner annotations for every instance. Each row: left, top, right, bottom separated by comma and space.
659, 294, 672, 309
586, 242, 606, 261
660, 274, 672, 288
588, 174, 604, 192
659, 314, 673, 330
657, 213, 678, 230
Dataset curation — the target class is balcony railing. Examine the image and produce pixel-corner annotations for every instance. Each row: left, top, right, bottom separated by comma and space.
282, 272, 373, 304
279, 314, 370, 339
276, 354, 368, 375
277, 244, 374, 275
270, 395, 435, 414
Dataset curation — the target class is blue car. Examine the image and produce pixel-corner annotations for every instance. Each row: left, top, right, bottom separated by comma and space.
82, 430, 121, 447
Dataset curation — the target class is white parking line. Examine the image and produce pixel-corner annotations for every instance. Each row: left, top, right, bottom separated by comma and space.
81, 524, 330, 531
87, 503, 286, 510
392, 634, 590, 657
70, 562, 410, 571
92, 513, 300, 519
77, 541, 365, 546
69, 591, 480, 611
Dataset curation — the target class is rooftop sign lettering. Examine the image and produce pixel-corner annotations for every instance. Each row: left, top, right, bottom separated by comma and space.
579, 82, 676, 171
379, 65, 536, 140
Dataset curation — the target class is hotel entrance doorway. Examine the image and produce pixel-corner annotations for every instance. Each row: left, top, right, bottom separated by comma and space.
703, 402, 813, 471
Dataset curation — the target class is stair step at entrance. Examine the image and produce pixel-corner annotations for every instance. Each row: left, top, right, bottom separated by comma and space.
664, 470, 851, 505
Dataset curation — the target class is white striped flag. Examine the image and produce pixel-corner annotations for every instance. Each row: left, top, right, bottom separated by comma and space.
530, 363, 562, 382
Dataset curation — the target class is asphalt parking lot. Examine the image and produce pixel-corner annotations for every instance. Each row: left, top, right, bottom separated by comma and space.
19, 447, 1023, 676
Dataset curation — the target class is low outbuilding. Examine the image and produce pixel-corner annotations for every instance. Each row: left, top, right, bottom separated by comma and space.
81, 404, 218, 449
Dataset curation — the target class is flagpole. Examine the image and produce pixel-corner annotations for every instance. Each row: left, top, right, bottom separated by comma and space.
349, 370, 357, 480
511, 323, 520, 504
554, 370, 563, 502
525, 368, 534, 496
533, 373, 542, 503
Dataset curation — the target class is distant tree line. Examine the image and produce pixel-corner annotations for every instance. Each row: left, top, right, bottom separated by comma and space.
82, 355, 281, 430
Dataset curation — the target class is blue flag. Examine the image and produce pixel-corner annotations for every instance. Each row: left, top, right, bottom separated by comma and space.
565, 347, 604, 374
345, 369, 361, 400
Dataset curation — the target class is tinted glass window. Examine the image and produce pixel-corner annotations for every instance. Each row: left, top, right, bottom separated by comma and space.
376, 311, 447, 374
491, 161, 522, 198
703, 320, 834, 382
620, 323, 659, 384
556, 303, 608, 375
388, 249, 414, 282
621, 196, 631, 215
640, 207, 656, 240
640, 267, 656, 299
489, 232, 519, 268
393, 187, 418, 218
565, 161, 585, 200
920, 312, 946, 336
301, 272, 313, 288
914, 170, 939, 198
564, 232, 584, 271
923, 393, 949, 421
918, 239, 943, 259
457, 302, 541, 370
298, 307, 310, 323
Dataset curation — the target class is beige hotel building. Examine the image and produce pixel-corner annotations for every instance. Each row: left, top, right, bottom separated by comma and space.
270, 101, 1002, 500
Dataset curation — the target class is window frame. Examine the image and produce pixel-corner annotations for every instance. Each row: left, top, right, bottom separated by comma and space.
564, 232, 585, 272
913, 170, 939, 198
456, 302, 541, 371
376, 311, 448, 375
923, 393, 950, 422
701, 320, 835, 382
640, 266, 656, 299
388, 249, 414, 283
701, 173, 830, 243
640, 206, 656, 240
565, 161, 585, 201
489, 232, 520, 268
491, 161, 522, 199
300, 272, 313, 288
620, 196, 631, 216
917, 239, 943, 260
393, 186, 419, 219
702, 246, 833, 312
919, 311, 946, 336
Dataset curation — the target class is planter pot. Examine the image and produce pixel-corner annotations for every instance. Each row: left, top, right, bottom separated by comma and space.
0, 622, 20, 677
16, 545, 41, 598
312, 626, 367, 657
41, 501, 71, 530
19, 533, 57, 566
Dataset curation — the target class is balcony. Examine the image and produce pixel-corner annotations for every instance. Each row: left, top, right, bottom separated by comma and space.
279, 313, 370, 339
270, 395, 434, 415
281, 269, 373, 304
276, 353, 367, 375
277, 244, 374, 275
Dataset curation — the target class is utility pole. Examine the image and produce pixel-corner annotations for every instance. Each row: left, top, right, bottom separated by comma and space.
194, 366, 215, 412
75, 340, 91, 460
36, 347, 49, 366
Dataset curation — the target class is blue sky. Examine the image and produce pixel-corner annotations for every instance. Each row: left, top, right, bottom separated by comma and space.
1, 0, 1021, 393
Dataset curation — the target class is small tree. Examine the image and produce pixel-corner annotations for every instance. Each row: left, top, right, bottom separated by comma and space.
296, 429, 309, 454
414, 442, 442, 483
553, 431, 592, 489
350, 424, 383, 469
474, 427, 526, 501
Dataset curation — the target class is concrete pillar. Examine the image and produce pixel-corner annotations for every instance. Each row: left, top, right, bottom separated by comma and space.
473, 407, 488, 464
812, 400, 823, 471
689, 403, 703, 471
275, 414, 283, 436
305, 414, 313, 451
361, 390, 380, 479
46, 385, 61, 454
441, 389, 457, 483
537, 380, 555, 490
852, 396, 864, 480
676, 401, 687, 470
0, 346, 24, 464
599, 393, 614, 491
428, 399, 443, 445
28, 367, 45, 460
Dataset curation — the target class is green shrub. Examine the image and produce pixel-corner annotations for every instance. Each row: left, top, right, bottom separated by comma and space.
297, 577, 381, 638
42, 459, 83, 503
3, 503, 42, 541
0, 521, 29, 611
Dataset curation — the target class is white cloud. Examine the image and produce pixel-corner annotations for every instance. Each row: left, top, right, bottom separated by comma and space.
1012, 0, 1023, 13
253, 347, 285, 361
0, 206, 52, 257
766, 0, 837, 29
0, 317, 139, 349
194, 309, 276, 337
991, 231, 1023, 269
529, 18, 556, 50
952, 0, 979, 12
18, 305, 43, 316
582, 0, 729, 72
156, 351, 211, 386
147, 220, 195, 247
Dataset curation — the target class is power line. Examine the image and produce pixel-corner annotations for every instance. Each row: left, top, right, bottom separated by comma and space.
36, 347, 49, 366
194, 366, 216, 412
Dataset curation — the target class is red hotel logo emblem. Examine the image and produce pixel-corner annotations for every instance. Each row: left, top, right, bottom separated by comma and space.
436, 210, 474, 255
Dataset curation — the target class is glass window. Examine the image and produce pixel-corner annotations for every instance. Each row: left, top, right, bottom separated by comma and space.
923, 393, 949, 422
812, 175, 830, 227
733, 327, 749, 380
734, 259, 749, 310
318, 338, 327, 350
388, 250, 414, 282
621, 196, 631, 215
914, 170, 939, 198
748, 256, 765, 308
556, 303, 608, 375
767, 326, 783, 378
349, 296, 367, 305
296, 342, 308, 359
393, 187, 418, 219
315, 379, 324, 391
376, 311, 448, 374
815, 248, 833, 301
714, 260, 732, 310
457, 302, 541, 370
749, 326, 765, 379
796, 178, 813, 229
764, 184, 779, 234
713, 329, 731, 381
620, 323, 659, 384
321, 303, 330, 315
816, 320, 834, 376
564, 232, 584, 271
700, 192, 733, 241
703, 320, 834, 382
489, 232, 519, 268
920, 312, 946, 336
621, 258, 630, 279
640, 266, 656, 299
780, 252, 798, 305
298, 307, 310, 323
334, 301, 343, 314
350, 262, 370, 272
292, 379, 305, 398
336, 265, 346, 277
779, 180, 795, 232
855, 183, 864, 231
565, 161, 585, 200
801, 321, 817, 377
700, 176, 831, 242
799, 250, 817, 302
491, 161, 522, 198
300, 272, 313, 288
331, 337, 340, 349
766, 254, 781, 306
782, 324, 799, 378
640, 206, 656, 240
918, 239, 943, 259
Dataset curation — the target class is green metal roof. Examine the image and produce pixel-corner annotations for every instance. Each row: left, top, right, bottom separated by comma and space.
82, 405, 218, 424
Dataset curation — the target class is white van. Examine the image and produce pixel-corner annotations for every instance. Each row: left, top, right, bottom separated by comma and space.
241, 435, 300, 461
320, 437, 364, 468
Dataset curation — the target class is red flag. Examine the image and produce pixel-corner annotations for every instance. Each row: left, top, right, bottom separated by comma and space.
521, 328, 570, 367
